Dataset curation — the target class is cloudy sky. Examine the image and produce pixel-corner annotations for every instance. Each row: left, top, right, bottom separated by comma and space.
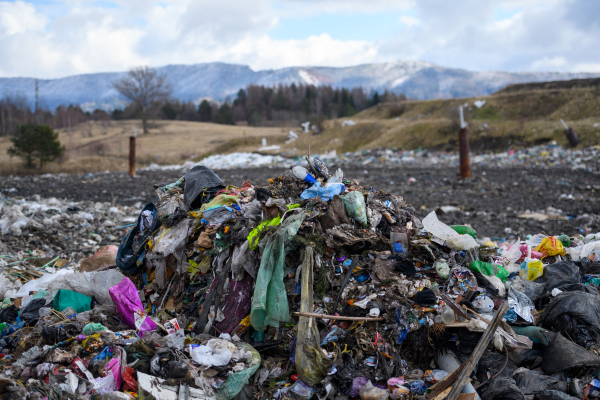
0, 0, 598, 78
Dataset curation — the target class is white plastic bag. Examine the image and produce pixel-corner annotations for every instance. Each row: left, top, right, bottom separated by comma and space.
422, 212, 478, 251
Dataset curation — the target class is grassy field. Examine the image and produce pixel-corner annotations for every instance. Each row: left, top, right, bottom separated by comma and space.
0, 120, 289, 175
1, 79, 599, 175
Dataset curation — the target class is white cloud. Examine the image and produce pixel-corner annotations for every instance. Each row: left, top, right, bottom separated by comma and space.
0, 0, 599, 78
399, 15, 420, 27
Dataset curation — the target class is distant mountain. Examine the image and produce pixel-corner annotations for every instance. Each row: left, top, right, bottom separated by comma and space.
1, 61, 598, 112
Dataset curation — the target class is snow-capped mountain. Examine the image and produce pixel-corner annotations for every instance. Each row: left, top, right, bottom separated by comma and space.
1, 61, 598, 111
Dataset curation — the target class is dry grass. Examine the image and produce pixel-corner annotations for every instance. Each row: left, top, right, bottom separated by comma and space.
2, 84, 600, 176
0, 119, 288, 175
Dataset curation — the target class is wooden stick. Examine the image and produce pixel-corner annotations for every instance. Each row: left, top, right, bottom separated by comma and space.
445, 302, 509, 400
465, 307, 491, 324
293, 312, 384, 321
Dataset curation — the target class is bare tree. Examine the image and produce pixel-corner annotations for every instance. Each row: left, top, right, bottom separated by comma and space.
112, 67, 172, 133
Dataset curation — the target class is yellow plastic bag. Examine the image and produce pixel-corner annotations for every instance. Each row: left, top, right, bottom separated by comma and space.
519, 259, 544, 281
535, 236, 566, 258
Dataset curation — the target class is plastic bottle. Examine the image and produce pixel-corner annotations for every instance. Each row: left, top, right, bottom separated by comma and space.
290, 166, 316, 184
440, 305, 456, 324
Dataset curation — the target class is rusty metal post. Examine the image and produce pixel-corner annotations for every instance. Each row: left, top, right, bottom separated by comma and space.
458, 106, 470, 179
459, 128, 470, 178
129, 136, 136, 176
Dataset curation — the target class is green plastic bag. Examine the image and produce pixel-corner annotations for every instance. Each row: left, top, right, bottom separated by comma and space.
469, 260, 509, 282
53, 289, 92, 314
451, 225, 477, 238
82, 322, 106, 336
295, 246, 332, 386
250, 211, 306, 332
216, 342, 261, 400
341, 191, 367, 226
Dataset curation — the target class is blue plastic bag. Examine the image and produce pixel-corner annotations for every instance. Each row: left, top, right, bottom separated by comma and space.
300, 182, 345, 202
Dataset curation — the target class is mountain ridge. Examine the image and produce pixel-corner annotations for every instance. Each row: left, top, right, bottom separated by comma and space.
1, 60, 598, 111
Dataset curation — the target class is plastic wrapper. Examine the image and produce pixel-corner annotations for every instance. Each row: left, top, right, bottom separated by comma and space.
216, 342, 261, 400
508, 286, 535, 323
295, 247, 333, 386
341, 191, 368, 226
53, 289, 92, 313
109, 277, 156, 336
146, 219, 194, 288
483, 377, 525, 400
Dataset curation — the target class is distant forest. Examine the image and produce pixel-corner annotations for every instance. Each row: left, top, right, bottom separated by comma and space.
0, 84, 404, 136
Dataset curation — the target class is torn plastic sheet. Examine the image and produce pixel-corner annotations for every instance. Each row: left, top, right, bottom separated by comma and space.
146, 219, 194, 288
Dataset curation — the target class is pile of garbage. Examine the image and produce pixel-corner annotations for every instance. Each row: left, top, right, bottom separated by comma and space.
0, 157, 600, 400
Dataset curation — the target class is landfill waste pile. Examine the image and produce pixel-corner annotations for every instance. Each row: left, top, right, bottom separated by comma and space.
144, 143, 600, 174
0, 157, 599, 400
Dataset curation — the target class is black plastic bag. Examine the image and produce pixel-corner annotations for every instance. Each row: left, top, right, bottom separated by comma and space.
184, 165, 225, 210
394, 259, 416, 276
413, 287, 437, 306
540, 291, 600, 348
116, 202, 161, 275
255, 188, 272, 202
513, 370, 565, 395
150, 348, 189, 379
542, 331, 600, 373
0, 305, 18, 323
472, 271, 500, 297
41, 323, 80, 343
534, 390, 579, 400
476, 351, 517, 383
534, 260, 580, 292
483, 378, 525, 400
19, 298, 47, 322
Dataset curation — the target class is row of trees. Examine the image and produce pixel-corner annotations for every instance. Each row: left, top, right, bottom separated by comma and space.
2, 66, 406, 137
0, 94, 111, 137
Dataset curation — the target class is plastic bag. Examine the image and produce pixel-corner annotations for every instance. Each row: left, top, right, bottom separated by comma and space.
300, 182, 345, 202
450, 225, 477, 238
183, 165, 225, 210
295, 246, 333, 386
116, 202, 161, 275
423, 211, 478, 250
535, 237, 566, 259
83, 323, 106, 336
469, 260, 509, 282
145, 219, 194, 288
541, 291, 600, 348
541, 331, 600, 373
483, 378, 525, 400
359, 380, 390, 400
150, 348, 189, 379
341, 191, 367, 226
251, 211, 306, 332
534, 260, 580, 292
53, 289, 92, 313
520, 259, 544, 281
513, 369, 564, 395
190, 340, 233, 366
45, 269, 126, 305
109, 278, 156, 336
216, 342, 261, 400
247, 216, 282, 251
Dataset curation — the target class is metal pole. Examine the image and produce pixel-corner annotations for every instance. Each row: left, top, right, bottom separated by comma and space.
458, 106, 470, 179
129, 136, 136, 176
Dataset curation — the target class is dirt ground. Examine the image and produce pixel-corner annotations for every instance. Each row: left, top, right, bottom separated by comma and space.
2, 163, 599, 240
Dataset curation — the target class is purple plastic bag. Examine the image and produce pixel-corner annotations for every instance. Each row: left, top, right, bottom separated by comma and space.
349, 376, 369, 397
109, 278, 156, 336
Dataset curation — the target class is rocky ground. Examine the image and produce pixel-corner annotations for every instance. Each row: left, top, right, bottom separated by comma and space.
2, 162, 599, 241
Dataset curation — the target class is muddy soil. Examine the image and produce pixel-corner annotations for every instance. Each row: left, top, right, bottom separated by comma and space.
2, 164, 599, 240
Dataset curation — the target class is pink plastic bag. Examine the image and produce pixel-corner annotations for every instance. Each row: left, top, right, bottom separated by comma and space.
109, 278, 156, 336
